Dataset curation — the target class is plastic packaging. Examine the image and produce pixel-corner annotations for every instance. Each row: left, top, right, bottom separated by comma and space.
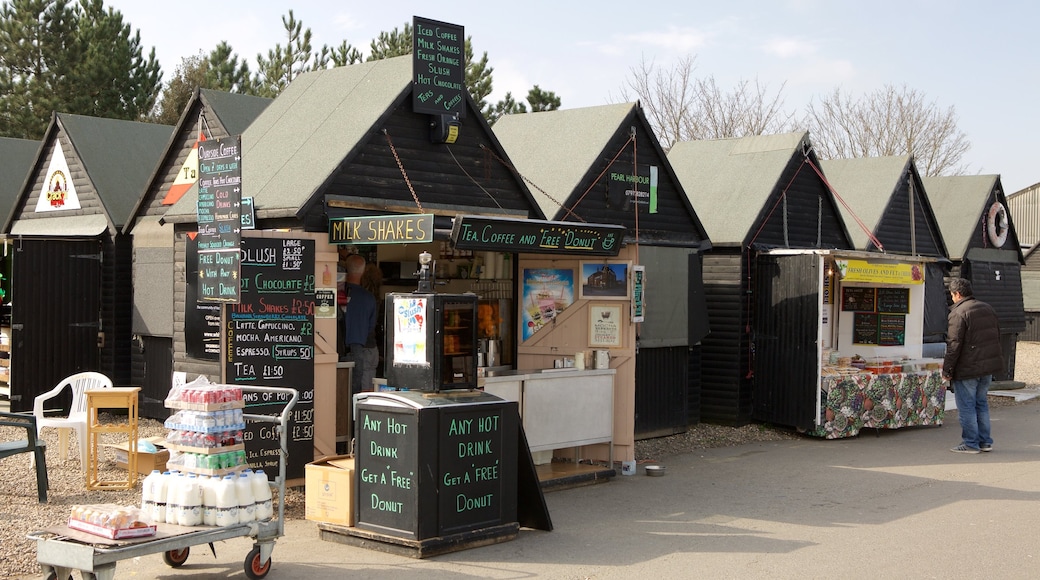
202, 475, 218, 526
140, 470, 162, 514
165, 473, 183, 524
251, 469, 274, 520
235, 471, 256, 523
177, 474, 203, 526
214, 475, 239, 527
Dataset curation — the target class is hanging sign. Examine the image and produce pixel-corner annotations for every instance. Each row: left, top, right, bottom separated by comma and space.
328, 214, 433, 244
197, 135, 243, 302
607, 164, 658, 213
412, 16, 466, 118
452, 215, 624, 256
632, 265, 645, 322
835, 259, 924, 285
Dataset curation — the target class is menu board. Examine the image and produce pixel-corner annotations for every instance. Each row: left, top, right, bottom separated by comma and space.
877, 287, 910, 313
879, 314, 907, 346
841, 287, 876, 312
225, 237, 316, 480
852, 313, 879, 345
197, 136, 242, 303
355, 404, 425, 538
412, 16, 466, 118
185, 235, 220, 360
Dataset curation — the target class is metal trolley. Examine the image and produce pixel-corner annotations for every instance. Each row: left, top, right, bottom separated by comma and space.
28, 385, 298, 580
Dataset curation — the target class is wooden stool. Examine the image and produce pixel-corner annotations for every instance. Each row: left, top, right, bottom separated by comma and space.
85, 387, 140, 490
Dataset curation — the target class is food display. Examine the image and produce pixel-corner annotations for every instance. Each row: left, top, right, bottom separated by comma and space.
68, 504, 155, 539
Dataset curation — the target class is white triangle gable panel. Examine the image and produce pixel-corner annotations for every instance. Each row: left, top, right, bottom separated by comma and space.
34, 138, 81, 212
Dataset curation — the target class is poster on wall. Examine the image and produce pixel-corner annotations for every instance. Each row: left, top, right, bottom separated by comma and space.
391, 295, 429, 365
589, 304, 622, 347
579, 261, 630, 300
631, 265, 645, 323
521, 268, 575, 341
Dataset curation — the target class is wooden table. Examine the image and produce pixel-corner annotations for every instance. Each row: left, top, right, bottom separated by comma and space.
86, 387, 140, 490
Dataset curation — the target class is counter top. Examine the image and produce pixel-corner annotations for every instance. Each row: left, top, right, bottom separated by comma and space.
481, 368, 616, 382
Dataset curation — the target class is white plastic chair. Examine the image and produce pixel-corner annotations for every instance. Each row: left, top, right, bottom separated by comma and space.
32, 372, 113, 472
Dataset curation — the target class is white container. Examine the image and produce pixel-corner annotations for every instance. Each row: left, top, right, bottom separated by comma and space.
141, 470, 162, 515
166, 473, 183, 524
620, 460, 637, 476
214, 475, 239, 527
236, 472, 256, 523
251, 469, 274, 520
202, 475, 218, 526
594, 350, 610, 369
153, 471, 172, 523
177, 474, 203, 526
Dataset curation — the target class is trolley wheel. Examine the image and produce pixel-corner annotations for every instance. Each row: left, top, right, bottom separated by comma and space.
163, 547, 191, 567
244, 546, 272, 579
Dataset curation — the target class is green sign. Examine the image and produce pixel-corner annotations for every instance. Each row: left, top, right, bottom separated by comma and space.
412, 16, 466, 118
451, 215, 624, 256
328, 214, 434, 245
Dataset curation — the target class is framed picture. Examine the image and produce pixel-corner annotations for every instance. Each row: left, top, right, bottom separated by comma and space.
578, 260, 630, 300
521, 268, 576, 341
589, 304, 623, 347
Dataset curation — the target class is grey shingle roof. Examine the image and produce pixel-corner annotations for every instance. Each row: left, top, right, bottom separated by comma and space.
667, 131, 811, 244
164, 56, 414, 221
492, 102, 638, 219
920, 174, 999, 260
0, 137, 40, 225
821, 155, 911, 250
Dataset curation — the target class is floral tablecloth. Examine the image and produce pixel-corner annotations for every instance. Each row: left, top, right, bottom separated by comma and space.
810, 370, 945, 439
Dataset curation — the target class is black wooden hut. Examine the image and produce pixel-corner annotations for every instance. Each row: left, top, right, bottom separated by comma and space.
158, 55, 541, 378
492, 102, 712, 436
123, 89, 271, 418
821, 155, 950, 343
922, 174, 1025, 382
669, 132, 852, 426
2, 113, 172, 412
0, 137, 41, 399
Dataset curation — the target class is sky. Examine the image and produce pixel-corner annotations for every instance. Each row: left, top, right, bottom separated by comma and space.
107, 0, 1039, 194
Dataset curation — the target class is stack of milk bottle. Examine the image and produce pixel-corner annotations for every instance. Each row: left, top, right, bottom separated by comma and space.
141, 468, 274, 526
142, 379, 272, 527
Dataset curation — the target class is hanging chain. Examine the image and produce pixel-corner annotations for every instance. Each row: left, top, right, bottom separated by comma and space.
480, 144, 577, 220
383, 129, 423, 212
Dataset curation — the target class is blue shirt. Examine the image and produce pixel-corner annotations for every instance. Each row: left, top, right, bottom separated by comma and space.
343, 282, 377, 346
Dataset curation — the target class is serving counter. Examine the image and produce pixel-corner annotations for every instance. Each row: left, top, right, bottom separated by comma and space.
812, 369, 945, 439
481, 369, 614, 464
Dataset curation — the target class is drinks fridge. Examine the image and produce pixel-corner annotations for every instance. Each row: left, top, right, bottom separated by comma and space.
385, 293, 478, 391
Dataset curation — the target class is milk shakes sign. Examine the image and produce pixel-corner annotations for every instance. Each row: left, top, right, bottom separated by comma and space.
411, 17, 465, 118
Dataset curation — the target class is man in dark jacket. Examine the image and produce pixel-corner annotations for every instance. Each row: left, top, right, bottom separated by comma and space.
943, 278, 1003, 454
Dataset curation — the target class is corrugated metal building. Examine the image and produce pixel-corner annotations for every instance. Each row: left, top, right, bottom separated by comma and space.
2, 114, 172, 412
922, 174, 1025, 381
1007, 181, 1040, 248
493, 102, 712, 436
669, 132, 853, 426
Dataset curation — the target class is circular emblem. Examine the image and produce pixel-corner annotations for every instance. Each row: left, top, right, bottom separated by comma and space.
986, 201, 1009, 248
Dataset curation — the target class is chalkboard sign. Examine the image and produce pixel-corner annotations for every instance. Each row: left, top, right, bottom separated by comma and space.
185, 234, 220, 360
878, 314, 906, 346
852, 313, 879, 345
225, 237, 316, 480
354, 392, 518, 540
197, 136, 243, 303
437, 402, 518, 535
451, 215, 625, 256
842, 287, 876, 312
412, 17, 466, 118
877, 287, 910, 313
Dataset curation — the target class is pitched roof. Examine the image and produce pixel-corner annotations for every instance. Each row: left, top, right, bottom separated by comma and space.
921, 174, 999, 260
164, 56, 415, 221
821, 155, 910, 249
493, 102, 639, 219
0, 137, 40, 222
667, 131, 813, 244
199, 89, 272, 136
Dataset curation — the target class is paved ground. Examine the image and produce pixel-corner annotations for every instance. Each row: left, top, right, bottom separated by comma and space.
29, 397, 1040, 580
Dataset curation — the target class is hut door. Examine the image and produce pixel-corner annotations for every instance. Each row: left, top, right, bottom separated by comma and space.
9, 238, 101, 412
751, 253, 820, 430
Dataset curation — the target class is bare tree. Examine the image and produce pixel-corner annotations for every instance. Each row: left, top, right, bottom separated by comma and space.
804, 84, 971, 176
617, 54, 795, 148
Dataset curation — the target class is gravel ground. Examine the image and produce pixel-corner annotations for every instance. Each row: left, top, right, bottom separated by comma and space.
3, 342, 1039, 578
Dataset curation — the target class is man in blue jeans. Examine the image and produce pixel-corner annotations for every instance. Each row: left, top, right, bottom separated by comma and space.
943, 278, 1004, 454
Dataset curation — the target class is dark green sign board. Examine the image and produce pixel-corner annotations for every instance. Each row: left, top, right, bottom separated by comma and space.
451, 215, 624, 256
412, 16, 466, 118
328, 214, 434, 245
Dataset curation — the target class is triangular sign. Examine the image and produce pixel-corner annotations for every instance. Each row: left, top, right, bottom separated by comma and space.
162, 134, 205, 205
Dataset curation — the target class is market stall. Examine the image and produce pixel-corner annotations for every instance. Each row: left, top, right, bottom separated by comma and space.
751, 249, 944, 438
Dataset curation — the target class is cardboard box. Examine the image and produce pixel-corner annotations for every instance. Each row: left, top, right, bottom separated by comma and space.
305, 455, 355, 526
104, 436, 169, 475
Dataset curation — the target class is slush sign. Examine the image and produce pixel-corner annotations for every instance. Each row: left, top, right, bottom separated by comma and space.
329, 214, 434, 244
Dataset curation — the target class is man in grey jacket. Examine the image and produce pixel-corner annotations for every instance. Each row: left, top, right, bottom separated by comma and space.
943, 278, 1004, 454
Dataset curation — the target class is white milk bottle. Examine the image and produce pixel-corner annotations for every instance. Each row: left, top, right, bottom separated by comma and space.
165, 472, 184, 524
202, 475, 218, 526
214, 475, 239, 527
178, 474, 203, 526
251, 469, 274, 520
152, 471, 171, 524
141, 470, 161, 514
235, 471, 256, 523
